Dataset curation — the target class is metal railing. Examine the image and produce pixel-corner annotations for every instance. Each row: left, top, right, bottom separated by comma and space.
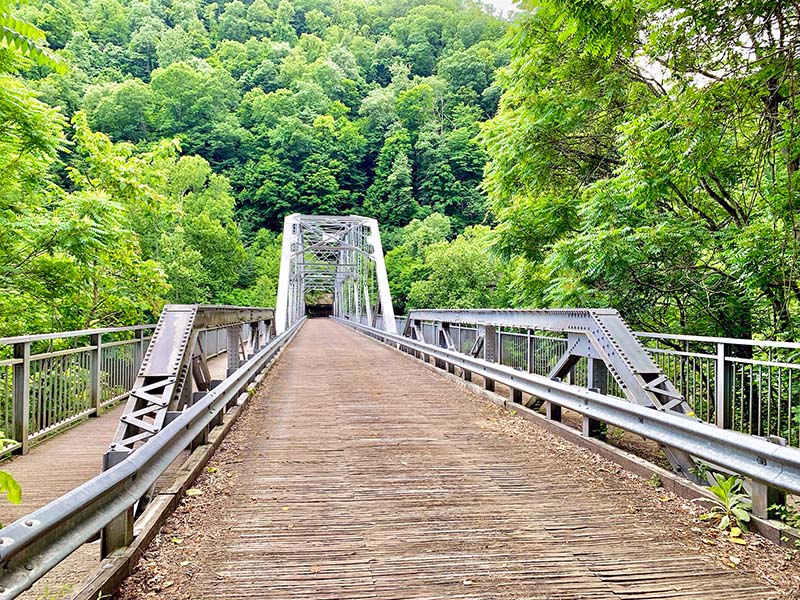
336, 316, 800, 507
636, 333, 800, 443
0, 316, 303, 599
392, 316, 800, 449
0, 326, 156, 454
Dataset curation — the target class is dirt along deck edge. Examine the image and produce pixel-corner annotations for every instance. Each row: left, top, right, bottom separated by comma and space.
345, 321, 800, 550
67, 323, 304, 600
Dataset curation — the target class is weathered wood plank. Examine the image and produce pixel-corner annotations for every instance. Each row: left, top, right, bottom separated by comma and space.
131, 319, 775, 600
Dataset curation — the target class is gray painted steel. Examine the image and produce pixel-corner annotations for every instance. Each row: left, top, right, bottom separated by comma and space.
403, 308, 697, 476
275, 214, 396, 334
109, 305, 275, 457
0, 318, 303, 599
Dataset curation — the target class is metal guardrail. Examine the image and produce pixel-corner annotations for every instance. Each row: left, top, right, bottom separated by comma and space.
0, 317, 304, 598
0, 325, 235, 457
385, 315, 800, 450
335, 317, 800, 502
0, 325, 156, 454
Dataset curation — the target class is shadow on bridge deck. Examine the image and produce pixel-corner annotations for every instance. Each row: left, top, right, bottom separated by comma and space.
116, 319, 775, 600
0, 354, 230, 599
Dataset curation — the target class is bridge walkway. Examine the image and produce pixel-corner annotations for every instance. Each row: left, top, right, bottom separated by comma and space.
0, 355, 229, 598
119, 319, 774, 599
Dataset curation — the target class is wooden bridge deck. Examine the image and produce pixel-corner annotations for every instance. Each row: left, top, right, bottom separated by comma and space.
120, 319, 776, 600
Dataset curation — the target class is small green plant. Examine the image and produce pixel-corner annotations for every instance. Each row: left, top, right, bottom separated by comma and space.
605, 426, 626, 443
699, 474, 751, 532
646, 473, 662, 488
0, 432, 21, 506
689, 460, 710, 482
771, 503, 800, 528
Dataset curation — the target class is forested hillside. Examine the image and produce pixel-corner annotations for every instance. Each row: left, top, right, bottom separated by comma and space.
1, 0, 507, 334
4, 0, 799, 341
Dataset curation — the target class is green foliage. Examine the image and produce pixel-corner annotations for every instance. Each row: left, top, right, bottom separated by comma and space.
386, 214, 509, 312
770, 503, 800, 531
0, 432, 21, 505
0, 0, 514, 333
699, 475, 752, 532
0, 472, 21, 505
0, 0, 65, 72
483, 0, 800, 339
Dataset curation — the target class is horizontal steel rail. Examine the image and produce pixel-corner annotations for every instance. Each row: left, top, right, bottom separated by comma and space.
395, 313, 800, 449
635, 332, 800, 444
0, 325, 155, 347
0, 325, 156, 455
0, 318, 304, 599
335, 317, 800, 497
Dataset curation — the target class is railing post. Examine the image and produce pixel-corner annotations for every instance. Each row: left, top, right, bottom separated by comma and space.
90, 333, 102, 415
527, 330, 533, 373
12, 342, 30, 454
715, 342, 733, 429
134, 328, 146, 372
482, 325, 496, 392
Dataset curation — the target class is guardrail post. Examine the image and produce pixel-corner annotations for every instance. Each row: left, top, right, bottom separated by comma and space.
545, 377, 562, 421
715, 342, 733, 429
90, 333, 101, 415
12, 341, 30, 454
583, 359, 607, 439
751, 480, 785, 520
101, 506, 134, 557
101, 450, 134, 557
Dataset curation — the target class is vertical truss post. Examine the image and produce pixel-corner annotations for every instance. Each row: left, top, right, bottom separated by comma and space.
226, 326, 240, 376
366, 218, 397, 334
276, 215, 297, 334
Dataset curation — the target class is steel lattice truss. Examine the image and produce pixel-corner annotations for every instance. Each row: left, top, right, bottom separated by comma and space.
106, 305, 275, 466
276, 214, 396, 334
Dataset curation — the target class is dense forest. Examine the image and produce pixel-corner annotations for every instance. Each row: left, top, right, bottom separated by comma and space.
1, 0, 507, 334
2, 0, 800, 341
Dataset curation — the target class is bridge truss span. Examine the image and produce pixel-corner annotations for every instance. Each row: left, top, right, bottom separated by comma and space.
275, 214, 396, 334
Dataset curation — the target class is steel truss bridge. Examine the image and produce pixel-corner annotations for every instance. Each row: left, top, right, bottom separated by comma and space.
0, 214, 797, 599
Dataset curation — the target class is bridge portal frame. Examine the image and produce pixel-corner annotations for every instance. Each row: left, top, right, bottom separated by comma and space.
275, 214, 396, 334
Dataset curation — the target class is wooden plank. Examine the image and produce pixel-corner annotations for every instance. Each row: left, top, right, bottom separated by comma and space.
117, 319, 775, 600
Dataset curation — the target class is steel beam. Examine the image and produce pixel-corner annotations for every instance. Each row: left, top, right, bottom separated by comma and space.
108, 305, 274, 457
